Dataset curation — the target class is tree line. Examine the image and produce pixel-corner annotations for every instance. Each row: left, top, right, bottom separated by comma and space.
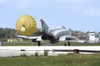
69, 28, 99, 40
0, 28, 16, 41
0, 28, 99, 41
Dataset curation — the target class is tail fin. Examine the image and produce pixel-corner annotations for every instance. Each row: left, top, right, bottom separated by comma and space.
40, 19, 49, 32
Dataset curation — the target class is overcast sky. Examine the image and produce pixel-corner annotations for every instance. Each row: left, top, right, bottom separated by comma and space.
0, 0, 100, 32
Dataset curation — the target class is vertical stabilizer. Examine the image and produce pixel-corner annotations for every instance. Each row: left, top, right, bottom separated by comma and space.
40, 19, 49, 32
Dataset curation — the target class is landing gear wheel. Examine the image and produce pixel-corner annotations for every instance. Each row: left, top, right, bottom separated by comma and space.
37, 41, 41, 46
64, 43, 67, 46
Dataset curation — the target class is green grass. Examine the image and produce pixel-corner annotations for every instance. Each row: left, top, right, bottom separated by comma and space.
0, 53, 100, 66
4, 43, 37, 46
3, 42, 100, 46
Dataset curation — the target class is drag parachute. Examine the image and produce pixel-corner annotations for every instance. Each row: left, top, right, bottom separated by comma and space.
16, 15, 37, 36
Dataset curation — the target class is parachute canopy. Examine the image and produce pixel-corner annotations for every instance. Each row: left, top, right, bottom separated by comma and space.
16, 15, 37, 36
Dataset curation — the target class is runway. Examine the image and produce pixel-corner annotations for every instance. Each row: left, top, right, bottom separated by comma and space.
0, 46, 100, 57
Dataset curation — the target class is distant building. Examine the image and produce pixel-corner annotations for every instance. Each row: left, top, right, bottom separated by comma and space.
86, 31, 99, 43
98, 33, 100, 42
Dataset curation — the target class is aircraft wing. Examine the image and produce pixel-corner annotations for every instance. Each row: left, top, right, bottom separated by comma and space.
59, 35, 78, 41
17, 35, 43, 41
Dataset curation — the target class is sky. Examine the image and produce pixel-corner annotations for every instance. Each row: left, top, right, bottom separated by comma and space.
0, 0, 100, 32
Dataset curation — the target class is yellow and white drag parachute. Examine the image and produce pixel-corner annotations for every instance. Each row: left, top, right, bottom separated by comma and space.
16, 15, 37, 36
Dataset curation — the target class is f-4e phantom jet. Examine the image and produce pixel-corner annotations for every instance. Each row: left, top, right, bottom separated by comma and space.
16, 15, 77, 46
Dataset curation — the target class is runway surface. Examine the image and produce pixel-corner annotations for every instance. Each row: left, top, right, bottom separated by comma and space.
0, 46, 100, 57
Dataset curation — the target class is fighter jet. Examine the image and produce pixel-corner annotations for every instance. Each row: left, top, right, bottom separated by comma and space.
17, 19, 77, 46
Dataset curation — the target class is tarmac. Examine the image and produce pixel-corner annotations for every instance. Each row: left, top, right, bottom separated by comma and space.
0, 46, 100, 57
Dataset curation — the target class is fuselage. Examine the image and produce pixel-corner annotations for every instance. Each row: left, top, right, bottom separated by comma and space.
41, 26, 69, 43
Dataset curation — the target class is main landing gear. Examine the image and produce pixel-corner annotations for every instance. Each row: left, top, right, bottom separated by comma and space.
37, 41, 41, 46
64, 41, 71, 46
32, 39, 41, 46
